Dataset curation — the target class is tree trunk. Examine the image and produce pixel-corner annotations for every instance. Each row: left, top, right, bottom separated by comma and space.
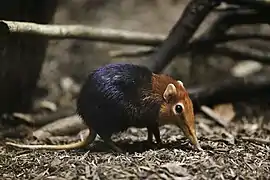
0, 0, 58, 115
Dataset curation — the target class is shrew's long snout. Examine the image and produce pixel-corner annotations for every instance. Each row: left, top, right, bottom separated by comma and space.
181, 124, 202, 150
177, 113, 202, 151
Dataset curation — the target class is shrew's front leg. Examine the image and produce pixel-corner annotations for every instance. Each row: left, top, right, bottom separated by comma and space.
152, 125, 162, 145
147, 127, 153, 144
147, 122, 162, 145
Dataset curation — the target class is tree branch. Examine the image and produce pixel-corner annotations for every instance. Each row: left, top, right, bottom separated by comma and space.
109, 48, 156, 58
110, 32, 270, 60
1, 8, 270, 71
0, 20, 165, 46
111, 10, 270, 66
146, 0, 220, 73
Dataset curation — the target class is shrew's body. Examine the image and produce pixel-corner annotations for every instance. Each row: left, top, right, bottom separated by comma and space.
77, 63, 163, 150
6, 63, 201, 152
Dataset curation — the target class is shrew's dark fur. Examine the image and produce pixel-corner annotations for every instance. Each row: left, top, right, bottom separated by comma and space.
77, 63, 163, 141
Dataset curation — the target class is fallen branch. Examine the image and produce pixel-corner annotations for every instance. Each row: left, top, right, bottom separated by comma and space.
241, 136, 270, 145
0, 21, 165, 46
187, 72, 270, 112
32, 115, 87, 140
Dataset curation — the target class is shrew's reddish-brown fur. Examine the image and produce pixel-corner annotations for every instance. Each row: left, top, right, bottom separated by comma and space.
151, 73, 199, 148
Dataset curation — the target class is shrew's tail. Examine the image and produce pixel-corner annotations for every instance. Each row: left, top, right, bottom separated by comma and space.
6, 128, 96, 150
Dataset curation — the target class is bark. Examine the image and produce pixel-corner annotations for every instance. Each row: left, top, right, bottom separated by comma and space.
0, 0, 58, 115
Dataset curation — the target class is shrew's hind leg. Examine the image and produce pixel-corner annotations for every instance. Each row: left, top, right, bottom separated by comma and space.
98, 134, 123, 153
147, 127, 153, 144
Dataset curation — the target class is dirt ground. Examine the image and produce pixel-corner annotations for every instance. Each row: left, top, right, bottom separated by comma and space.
0, 0, 270, 179
1, 110, 270, 179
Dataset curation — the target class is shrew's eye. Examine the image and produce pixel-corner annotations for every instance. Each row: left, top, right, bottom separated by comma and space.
175, 104, 183, 114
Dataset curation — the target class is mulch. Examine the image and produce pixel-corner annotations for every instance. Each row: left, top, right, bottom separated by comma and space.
1, 112, 269, 180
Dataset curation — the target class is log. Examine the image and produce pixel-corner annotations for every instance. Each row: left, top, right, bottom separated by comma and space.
0, 0, 58, 115
188, 72, 270, 112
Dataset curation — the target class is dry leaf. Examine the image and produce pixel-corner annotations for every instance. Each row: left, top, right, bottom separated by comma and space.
213, 103, 235, 122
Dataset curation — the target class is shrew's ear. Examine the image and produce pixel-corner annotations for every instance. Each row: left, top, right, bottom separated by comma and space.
178, 80, 184, 87
163, 83, 177, 103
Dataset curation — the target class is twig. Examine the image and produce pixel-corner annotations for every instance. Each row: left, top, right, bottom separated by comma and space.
109, 48, 156, 58
0, 21, 165, 46
200, 105, 229, 128
241, 136, 270, 145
